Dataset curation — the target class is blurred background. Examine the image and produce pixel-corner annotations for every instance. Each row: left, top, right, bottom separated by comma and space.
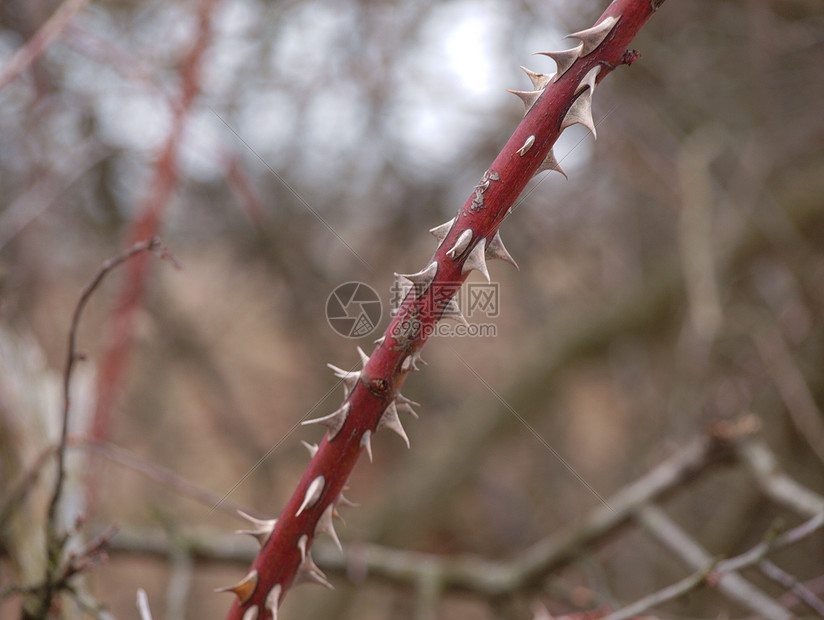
1, 0, 822, 618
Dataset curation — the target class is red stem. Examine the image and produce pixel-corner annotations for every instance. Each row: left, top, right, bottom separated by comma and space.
225, 1, 665, 617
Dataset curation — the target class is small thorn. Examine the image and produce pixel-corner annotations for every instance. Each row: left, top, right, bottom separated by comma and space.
337, 492, 358, 508
356, 346, 370, 367
535, 45, 582, 81
535, 148, 567, 179
520, 65, 553, 90
215, 569, 258, 605
401, 355, 413, 372
296, 475, 325, 517
301, 403, 349, 440
410, 352, 427, 369
296, 553, 334, 590
395, 262, 438, 296
326, 364, 360, 398
264, 585, 282, 617
486, 231, 519, 270
300, 440, 319, 458
463, 238, 490, 283
447, 229, 473, 259
316, 504, 343, 552
360, 430, 373, 463
243, 605, 259, 620
374, 335, 385, 345
507, 89, 542, 115
378, 401, 410, 448
297, 534, 308, 562
565, 15, 619, 56
236, 510, 277, 547
517, 135, 536, 157
396, 392, 421, 407
429, 218, 455, 243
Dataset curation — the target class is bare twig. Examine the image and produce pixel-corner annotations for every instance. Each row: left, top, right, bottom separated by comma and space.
0, 0, 92, 91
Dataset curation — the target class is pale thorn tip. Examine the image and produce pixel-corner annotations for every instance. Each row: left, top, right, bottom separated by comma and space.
377, 401, 410, 448
396, 262, 438, 296
215, 569, 258, 605
410, 351, 427, 369
486, 231, 519, 271
561, 89, 596, 138
242, 606, 259, 620
401, 355, 413, 372
429, 218, 455, 242
356, 346, 370, 367
447, 229, 473, 259
463, 238, 491, 283
301, 403, 349, 440
575, 65, 601, 96
236, 510, 277, 547
517, 135, 536, 157
565, 15, 619, 56
396, 392, 421, 407
507, 88, 542, 115
360, 430, 373, 463
264, 585, 282, 616
300, 440, 319, 458
374, 335, 385, 345
519, 65, 553, 90
535, 45, 582, 80
337, 492, 359, 508
326, 363, 360, 397
316, 504, 343, 552
296, 554, 334, 590
295, 475, 325, 517
535, 148, 567, 179
297, 534, 308, 562
442, 297, 469, 327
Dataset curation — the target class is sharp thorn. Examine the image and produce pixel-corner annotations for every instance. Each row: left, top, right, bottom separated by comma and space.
295, 475, 325, 517
215, 569, 258, 605
575, 65, 601, 95
301, 403, 349, 440
507, 89, 542, 115
447, 229, 473, 259
429, 218, 455, 242
565, 15, 619, 56
441, 296, 469, 327
462, 238, 490, 283
326, 363, 360, 398
520, 65, 553, 90
264, 585, 282, 617
337, 492, 359, 508
242, 605, 259, 620
517, 134, 536, 157
300, 440, 319, 458
395, 262, 438, 296
561, 89, 596, 138
296, 553, 334, 590
534, 45, 582, 80
374, 335, 385, 345
236, 510, 277, 547
377, 401, 410, 448
316, 504, 343, 552
297, 534, 308, 562
356, 346, 370, 367
360, 430, 373, 463
535, 148, 567, 179
486, 231, 519, 270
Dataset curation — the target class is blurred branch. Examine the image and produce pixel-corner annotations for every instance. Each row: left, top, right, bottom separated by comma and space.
0, 0, 91, 91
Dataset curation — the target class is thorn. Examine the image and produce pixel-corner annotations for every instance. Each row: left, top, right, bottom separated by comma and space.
377, 401, 410, 448
565, 15, 619, 56
396, 392, 421, 407
337, 492, 358, 508
395, 262, 438, 296
535, 45, 582, 81
535, 148, 567, 179
296, 475, 325, 517
463, 238, 490, 283
243, 606, 259, 620
441, 296, 469, 327
429, 218, 455, 243
410, 351, 427, 369
360, 430, 373, 463
486, 231, 519, 270
401, 355, 413, 372
316, 504, 343, 552
356, 346, 370, 367
447, 229, 473, 259
295, 553, 334, 590
326, 364, 360, 398
297, 534, 308, 562
301, 403, 349, 440
520, 65, 553, 90
575, 65, 601, 95
236, 510, 277, 547
264, 585, 281, 617
507, 89, 542, 115
300, 440, 319, 458
517, 135, 536, 157
374, 335, 385, 345
215, 569, 258, 605
561, 87, 596, 138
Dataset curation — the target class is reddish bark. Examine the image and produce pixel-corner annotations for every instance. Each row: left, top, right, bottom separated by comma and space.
224, 1, 668, 617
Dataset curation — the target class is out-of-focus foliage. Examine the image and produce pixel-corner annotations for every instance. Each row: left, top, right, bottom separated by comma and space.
1, 0, 822, 618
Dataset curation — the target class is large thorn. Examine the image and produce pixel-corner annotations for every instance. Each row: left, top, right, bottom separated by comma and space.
463, 238, 490, 283
507, 89, 542, 115
316, 504, 343, 552
429, 218, 455, 243
395, 262, 438, 296
296, 475, 325, 517
520, 66, 553, 90
535, 45, 582, 81
295, 553, 334, 590
360, 430, 373, 463
327, 363, 360, 397
486, 231, 519, 270
264, 585, 282, 618
301, 403, 349, 440
236, 510, 277, 547
242, 605, 259, 620
377, 401, 410, 448
215, 569, 258, 605
561, 82, 596, 138
565, 15, 619, 56
535, 148, 567, 179
447, 229, 473, 259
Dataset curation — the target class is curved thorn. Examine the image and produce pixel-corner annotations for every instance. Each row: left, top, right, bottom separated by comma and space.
360, 430, 373, 463
575, 65, 601, 95
326, 363, 360, 397
395, 262, 438, 296
535, 148, 567, 179
296, 554, 334, 590
565, 15, 619, 56
447, 229, 473, 259
236, 510, 277, 547
561, 90, 596, 138
429, 218, 455, 242
297, 534, 308, 562
295, 475, 325, 517
517, 135, 536, 157
215, 569, 258, 605
377, 401, 410, 448
301, 403, 349, 440
486, 231, 519, 270
264, 585, 282, 617
507, 88, 542, 115
463, 238, 490, 283
535, 45, 582, 80
316, 504, 343, 552
520, 65, 553, 90
356, 346, 370, 367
